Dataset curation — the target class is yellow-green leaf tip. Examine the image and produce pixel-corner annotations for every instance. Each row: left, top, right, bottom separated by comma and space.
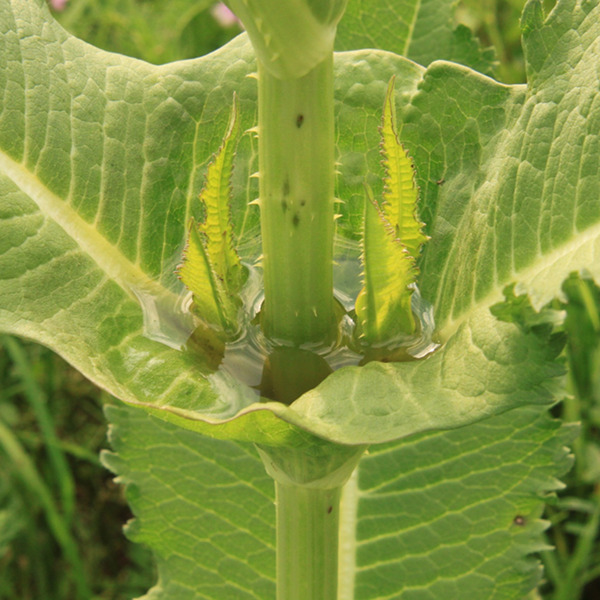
380, 76, 428, 259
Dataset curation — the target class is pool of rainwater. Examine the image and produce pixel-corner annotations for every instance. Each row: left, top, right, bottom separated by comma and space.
135, 238, 439, 405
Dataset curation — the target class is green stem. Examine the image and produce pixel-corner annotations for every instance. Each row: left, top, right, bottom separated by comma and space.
258, 55, 336, 345
562, 391, 584, 482
276, 482, 341, 600
257, 443, 364, 600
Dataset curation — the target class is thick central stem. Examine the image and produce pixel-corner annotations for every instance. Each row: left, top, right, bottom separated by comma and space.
258, 443, 364, 600
258, 56, 336, 346
276, 482, 342, 600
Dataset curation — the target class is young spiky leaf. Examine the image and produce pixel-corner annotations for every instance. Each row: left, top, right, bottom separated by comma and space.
355, 186, 417, 344
380, 77, 427, 258
178, 221, 238, 333
355, 79, 427, 347
177, 98, 244, 335
198, 95, 245, 295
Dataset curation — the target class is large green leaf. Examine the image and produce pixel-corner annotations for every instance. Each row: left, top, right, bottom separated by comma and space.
104, 399, 573, 599
1, 1, 592, 597
348, 405, 574, 600
2, 0, 596, 447
335, 0, 496, 75
403, 0, 600, 338
103, 403, 277, 600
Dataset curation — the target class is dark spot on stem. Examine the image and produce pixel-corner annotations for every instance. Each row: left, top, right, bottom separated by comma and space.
283, 179, 290, 196
513, 515, 526, 526
327, 506, 333, 514
296, 114, 304, 128
282, 200, 288, 213
293, 213, 300, 227
300, 199, 306, 207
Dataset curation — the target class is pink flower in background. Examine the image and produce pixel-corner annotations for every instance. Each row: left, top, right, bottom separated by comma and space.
211, 3, 243, 28
50, 0, 68, 11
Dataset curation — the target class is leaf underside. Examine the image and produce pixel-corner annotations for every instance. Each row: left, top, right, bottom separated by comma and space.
104, 400, 573, 600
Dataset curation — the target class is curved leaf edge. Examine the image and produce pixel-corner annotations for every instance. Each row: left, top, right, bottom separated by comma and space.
114, 295, 570, 448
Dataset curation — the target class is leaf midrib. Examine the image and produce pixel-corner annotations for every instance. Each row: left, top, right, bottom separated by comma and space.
0, 149, 179, 310
439, 218, 600, 341
402, 0, 423, 57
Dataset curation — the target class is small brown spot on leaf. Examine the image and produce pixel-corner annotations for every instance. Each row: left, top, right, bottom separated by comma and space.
296, 114, 304, 128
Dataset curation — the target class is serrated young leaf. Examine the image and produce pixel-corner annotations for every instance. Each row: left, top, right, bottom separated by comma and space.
197, 95, 245, 295
177, 98, 245, 335
380, 77, 428, 259
356, 185, 416, 344
178, 221, 237, 333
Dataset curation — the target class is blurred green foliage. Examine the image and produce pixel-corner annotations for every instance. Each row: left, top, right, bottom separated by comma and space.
457, 0, 557, 83
540, 277, 600, 600
53, 0, 241, 64
0, 337, 153, 599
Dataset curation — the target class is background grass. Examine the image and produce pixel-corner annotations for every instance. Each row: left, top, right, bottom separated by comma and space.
0, 1, 598, 598
0, 337, 154, 599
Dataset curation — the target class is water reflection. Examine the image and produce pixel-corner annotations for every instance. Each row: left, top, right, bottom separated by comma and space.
135, 236, 439, 405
